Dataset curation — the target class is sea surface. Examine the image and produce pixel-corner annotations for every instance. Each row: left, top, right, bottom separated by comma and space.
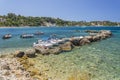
0, 26, 120, 80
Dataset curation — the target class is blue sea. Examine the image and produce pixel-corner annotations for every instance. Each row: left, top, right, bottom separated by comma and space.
0, 26, 120, 80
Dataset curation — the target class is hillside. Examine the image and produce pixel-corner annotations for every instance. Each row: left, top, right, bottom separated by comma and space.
0, 13, 120, 27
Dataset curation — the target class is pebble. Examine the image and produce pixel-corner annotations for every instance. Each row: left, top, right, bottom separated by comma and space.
0, 58, 34, 80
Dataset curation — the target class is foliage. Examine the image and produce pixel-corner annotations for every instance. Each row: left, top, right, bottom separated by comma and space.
0, 13, 120, 27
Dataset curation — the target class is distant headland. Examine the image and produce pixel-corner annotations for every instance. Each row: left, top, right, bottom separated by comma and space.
0, 13, 120, 27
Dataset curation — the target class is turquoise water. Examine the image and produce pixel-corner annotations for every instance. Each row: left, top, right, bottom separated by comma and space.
0, 26, 120, 79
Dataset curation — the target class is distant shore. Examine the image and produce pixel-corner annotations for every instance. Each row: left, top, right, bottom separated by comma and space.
0, 13, 120, 27
0, 26, 120, 28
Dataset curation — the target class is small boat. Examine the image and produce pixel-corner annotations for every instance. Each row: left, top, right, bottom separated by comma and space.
34, 31, 44, 35
20, 34, 34, 38
2, 34, 12, 39
33, 38, 64, 47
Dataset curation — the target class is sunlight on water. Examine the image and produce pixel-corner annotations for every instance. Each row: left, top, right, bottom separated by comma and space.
0, 26, 120, 80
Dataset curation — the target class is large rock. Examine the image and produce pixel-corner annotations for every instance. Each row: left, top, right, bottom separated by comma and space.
60, 42, 73, 51
25, 49, 36, 58
49, 47, 61, 54
71, 39, 80, 46
15, 51, 25, 58
79, 38, 91, 45
92, 35, 101, 41
84, 36, 93, 42
34, 46, 50, 55
100, 30, 112, 35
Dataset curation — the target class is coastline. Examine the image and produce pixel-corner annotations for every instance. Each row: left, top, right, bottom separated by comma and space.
1, 31, 112, 80
0, 25, 120, 28
0, 28, 120, 80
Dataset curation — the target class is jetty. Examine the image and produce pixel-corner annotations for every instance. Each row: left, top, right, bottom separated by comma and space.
33, 30, 112, 55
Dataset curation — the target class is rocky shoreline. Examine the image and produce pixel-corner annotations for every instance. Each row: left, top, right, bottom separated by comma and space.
0, 30, 112, 80
34, 30, 112, 55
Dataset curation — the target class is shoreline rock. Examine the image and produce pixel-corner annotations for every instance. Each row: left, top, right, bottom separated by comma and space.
33, 30, 112, 55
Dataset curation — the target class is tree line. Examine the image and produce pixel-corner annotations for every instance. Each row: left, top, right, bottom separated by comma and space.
0, 13, 119, 27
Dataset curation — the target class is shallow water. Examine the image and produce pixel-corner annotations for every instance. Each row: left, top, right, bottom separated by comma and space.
0, 26, 120, 80
35, 38, 120, 80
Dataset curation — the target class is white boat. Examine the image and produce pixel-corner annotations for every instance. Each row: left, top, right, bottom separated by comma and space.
33, 38, 64, 47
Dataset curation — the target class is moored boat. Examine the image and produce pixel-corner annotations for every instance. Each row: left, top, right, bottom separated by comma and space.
20, 34, 34, 38
2, 34, 12, 39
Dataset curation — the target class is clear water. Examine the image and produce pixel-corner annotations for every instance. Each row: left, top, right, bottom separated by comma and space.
0, 26, 120, 80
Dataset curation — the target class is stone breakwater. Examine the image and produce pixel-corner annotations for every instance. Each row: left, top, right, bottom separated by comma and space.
33, 30, 112, 55
14, 30, 112, 57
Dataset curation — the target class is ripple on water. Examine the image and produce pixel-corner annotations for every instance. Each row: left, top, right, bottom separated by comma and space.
34, 39, 120, 80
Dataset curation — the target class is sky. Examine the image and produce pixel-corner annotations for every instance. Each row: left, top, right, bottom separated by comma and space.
0, 0, 120, 22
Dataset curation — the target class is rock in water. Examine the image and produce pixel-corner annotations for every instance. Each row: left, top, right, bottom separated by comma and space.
49, 47, 61, 54
60, 42, 73, 51
34, 46, 50, 55
92, 35, 101, 41
79, 38, 90, 45
15, 51, 25, 58
84, 36, 93, 42
71, 39, 80, 46
25, 49, 36, 58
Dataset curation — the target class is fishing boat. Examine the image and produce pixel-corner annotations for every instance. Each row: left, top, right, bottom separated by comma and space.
2, 34, 12, 39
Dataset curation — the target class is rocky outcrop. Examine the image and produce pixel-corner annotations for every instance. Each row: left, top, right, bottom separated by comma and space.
32, 30, 112, 55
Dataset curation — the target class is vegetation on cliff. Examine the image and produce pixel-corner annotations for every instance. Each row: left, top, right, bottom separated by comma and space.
0, 13, 120, 27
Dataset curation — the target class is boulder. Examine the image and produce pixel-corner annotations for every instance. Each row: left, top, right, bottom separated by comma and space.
92, 35, 101, 41
49, 47, 61, 54
97, 33, 107, 39
84, 36, 93, 42
60, 42, 73, 51
71, 39, 80, 46
100, 30, 112, 35
79, 38, 90, 45
25, 49, 36, 58
34, 46, 50, 55
15, 51, 25, 58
